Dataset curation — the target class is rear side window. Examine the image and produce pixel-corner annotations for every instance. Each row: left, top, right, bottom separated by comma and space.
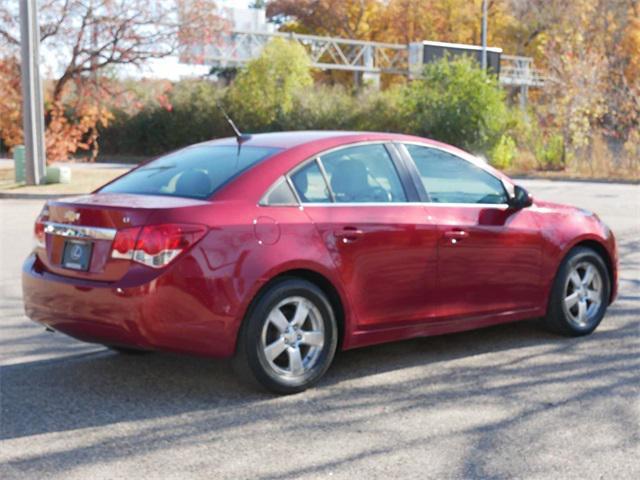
260, 177, 298, 206
100, 145, 280, 199
319, 144, 406, 203
290, 161, 332, 203
405, 145, 508, 204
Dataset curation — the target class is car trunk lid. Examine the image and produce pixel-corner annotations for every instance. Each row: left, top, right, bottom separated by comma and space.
38, 193, 209, 282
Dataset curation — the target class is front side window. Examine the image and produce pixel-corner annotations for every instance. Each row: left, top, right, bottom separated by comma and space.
100, 145, 280, 199
405, 145, 508, 204
319, 144, 406, 203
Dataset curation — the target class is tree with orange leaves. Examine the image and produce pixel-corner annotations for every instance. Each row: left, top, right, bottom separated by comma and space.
267, 0, 384, 40
0, 57, 22, 150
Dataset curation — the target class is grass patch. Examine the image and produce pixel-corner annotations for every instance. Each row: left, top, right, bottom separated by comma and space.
0, 165, 130, 195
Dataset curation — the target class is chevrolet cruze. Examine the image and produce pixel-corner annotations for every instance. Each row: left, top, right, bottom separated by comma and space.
22, 131, 617, 393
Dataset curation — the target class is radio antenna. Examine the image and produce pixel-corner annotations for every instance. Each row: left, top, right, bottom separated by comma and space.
217, 101, 251, 145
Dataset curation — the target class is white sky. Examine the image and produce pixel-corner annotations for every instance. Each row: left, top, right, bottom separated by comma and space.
39, 0, 257, 82
137, 0, 256, 81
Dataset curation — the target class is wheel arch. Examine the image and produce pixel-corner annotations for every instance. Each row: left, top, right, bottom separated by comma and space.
559, 238, 615, 304
238, 268, 348, 353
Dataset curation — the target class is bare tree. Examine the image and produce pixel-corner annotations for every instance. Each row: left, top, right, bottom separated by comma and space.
1, 0, 225, 103
0, 0, 225, 160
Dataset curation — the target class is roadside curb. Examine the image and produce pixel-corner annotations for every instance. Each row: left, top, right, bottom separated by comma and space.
0, 192, 82, 200
511, 175, 640, 185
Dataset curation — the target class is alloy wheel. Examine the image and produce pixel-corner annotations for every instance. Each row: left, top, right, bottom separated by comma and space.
562, 261, 604, 329
260, 296, 325, 378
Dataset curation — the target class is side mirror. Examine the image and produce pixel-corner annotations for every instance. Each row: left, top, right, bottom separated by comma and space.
509, 185, 533, 209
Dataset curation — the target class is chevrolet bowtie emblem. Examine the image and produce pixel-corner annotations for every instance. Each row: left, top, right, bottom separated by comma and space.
64, 210, 80, 222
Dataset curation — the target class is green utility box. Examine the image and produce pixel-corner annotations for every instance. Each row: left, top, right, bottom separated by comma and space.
45, 165, 72, 184
13, 145, 25, 183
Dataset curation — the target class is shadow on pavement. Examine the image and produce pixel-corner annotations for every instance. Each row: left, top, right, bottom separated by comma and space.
1, 217, 638, 479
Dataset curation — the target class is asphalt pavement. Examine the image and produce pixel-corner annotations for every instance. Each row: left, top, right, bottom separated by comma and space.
0, 179, 638, 479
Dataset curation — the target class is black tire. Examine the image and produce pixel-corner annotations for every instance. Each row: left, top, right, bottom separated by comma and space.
233, 278, 338, 394
108, 345, 151, 355
545, 246, 610, 336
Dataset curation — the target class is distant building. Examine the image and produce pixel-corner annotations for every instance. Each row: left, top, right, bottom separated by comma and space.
178, 3, 275, 69
129, 3, 274, 81
217, 1, 274, 32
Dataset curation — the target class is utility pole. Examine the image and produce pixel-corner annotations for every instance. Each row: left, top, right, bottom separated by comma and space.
19, 0, 46, 185
481, 0, 488, 70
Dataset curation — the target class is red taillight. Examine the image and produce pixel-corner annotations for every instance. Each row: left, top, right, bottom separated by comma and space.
34, 206, 49, 249
111, 223, 206, 268
110, 227, 141, 259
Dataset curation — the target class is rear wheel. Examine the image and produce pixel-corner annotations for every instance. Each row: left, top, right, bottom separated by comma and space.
545, 247, 610, 336
234, 278, 338, 394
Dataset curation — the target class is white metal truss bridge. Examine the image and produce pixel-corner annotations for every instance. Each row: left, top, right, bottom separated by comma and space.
186, 29, 545, 88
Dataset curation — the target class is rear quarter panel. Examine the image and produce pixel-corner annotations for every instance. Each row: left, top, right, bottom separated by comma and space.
157, 199, 353, 355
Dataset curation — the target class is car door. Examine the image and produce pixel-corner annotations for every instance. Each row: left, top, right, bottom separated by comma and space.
399, 143, 543, 319
288, 143, 440, 329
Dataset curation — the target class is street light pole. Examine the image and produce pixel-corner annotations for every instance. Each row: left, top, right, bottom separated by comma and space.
481, 0, 488, 71
19, 0, 46, 185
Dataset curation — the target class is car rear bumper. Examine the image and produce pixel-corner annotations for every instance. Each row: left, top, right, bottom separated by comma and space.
22, 254, 238, 358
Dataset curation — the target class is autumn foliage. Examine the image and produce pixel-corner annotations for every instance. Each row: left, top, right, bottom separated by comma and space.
0, 0, 638, 176
268, 0, 639, 175
0, 57, 22, 148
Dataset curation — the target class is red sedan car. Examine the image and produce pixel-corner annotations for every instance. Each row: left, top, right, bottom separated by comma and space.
22, 131, 617, 393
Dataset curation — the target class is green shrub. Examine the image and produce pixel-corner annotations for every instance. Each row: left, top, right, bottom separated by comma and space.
99, 80, 228, 156
536, 133, 565, 170
98, 55, 517, 160
224, 37, 313, 131
279, 86, 358, 130
353, 87, 408, 133
489, 134, 517, 169
403, 56, 509, 154
279, 86, 408, 133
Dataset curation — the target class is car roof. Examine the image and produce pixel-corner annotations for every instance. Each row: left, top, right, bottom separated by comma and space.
198, 130, 443, 150
202, 130, 512, 202
197, 130, 494, 178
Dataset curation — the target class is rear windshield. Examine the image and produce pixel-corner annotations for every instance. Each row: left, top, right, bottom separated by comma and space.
100, 145, 281, 199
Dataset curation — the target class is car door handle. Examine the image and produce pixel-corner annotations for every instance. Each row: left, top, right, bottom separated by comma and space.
443, 229, 469, 243
334, 227, 364, 242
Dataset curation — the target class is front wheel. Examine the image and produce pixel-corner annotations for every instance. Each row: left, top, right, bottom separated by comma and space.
234, 278, 338, 394
545, 247, 610, 336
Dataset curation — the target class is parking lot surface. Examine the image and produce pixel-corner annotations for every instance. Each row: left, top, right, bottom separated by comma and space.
1, 179, 638, 479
